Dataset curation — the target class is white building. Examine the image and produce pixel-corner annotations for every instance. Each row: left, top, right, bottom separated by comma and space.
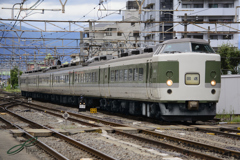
174, 0, 239, 49
141, 0, 174, 44
141, 0, 239, 49
83, 1, 141, 58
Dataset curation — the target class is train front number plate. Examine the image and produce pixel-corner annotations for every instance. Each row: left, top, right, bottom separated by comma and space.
185, 74, 200, 85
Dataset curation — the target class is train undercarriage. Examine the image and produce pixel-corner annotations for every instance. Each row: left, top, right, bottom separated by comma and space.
21, 91, 216, 122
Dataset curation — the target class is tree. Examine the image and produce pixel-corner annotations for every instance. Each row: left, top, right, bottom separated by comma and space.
10, 67, 23, 89
217, 44, 240, 74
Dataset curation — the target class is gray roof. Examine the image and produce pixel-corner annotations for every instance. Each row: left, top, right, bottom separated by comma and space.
163, 38, 208, 44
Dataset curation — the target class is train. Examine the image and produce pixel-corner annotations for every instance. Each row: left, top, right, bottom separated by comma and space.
20, 38, 221, 122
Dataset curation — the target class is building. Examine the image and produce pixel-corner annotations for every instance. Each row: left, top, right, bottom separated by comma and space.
140, 0, 239, 49
0, 69, 10, 86
141, 0, 174, 45
83, 0, 141, 58
26, 53, 57, 71
174, 0, 239, 50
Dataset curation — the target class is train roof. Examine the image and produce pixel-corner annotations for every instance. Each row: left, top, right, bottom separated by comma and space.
163, 38, 208, 44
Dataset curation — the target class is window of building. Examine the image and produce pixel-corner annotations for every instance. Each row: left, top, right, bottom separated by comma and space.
117, 32, 122, 36
223, 3, 234, 8
106, 28, 112, 36
193, 35, 203, 39
209, 4, 218, 8
131, 22, 135, 26
210, 35, 218, 40
223, 35, 233, 40
194, 4, 203, 8
182, 4, 191, 8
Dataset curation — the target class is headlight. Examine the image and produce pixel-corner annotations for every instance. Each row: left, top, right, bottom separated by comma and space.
211, 80, 216, 86
166, 80, 173, 86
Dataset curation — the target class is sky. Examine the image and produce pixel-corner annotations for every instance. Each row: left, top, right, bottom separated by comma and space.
0, 0, 127, 27
0, 0, 129, 65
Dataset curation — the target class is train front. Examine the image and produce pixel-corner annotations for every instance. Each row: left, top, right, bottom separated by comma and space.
155, 39, 221, 122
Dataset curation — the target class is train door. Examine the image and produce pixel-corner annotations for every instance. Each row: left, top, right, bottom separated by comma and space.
69, 71, 74, 95
26, 77, 29, 92
51, 74, 54, 94
98, 67, 101, 95
103, 66, 110, 97
147, 59, 153, 99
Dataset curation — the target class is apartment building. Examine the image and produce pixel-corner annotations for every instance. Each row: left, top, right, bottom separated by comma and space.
83, 1, 141, 57
174, 0, 239, 49
141, 0, 239, 49
141, 0, 174, 45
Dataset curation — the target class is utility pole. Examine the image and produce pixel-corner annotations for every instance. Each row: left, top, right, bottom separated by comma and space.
184, 13, 188, 38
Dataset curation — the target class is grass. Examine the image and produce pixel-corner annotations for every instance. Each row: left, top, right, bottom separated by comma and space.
216, 114, 240, 122
4, 87, 21, 93
231, 116, 240, 122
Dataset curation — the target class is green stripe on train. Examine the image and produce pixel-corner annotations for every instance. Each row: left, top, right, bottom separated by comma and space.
156, 61, 179, 83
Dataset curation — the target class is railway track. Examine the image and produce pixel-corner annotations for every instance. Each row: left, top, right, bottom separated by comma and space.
12, 100, 240, 160
0, 102, 116, 160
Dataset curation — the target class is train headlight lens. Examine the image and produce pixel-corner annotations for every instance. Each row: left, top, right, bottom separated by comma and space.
166, 80, 173, 86
211, 80, 216, 86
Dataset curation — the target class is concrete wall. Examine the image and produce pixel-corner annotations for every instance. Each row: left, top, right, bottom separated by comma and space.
217, 75, 240, 114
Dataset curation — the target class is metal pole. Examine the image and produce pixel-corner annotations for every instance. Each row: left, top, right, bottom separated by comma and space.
80, 32, 83, 63
184, 13, 187, 38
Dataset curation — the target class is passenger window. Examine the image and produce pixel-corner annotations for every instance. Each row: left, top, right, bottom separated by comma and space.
115, 70, 119, 82
89, 73, 92, 82
128, 69, 133, 81
139, 68, 144, 81
124, 69, 128, 81
133, 68, 138, 81
119, 70, 123, 81
95, 72, 98, 82
111, 70, 115, 82
85, 73, 88, 83
92, 72, 95, 82
75, 74, 78, 82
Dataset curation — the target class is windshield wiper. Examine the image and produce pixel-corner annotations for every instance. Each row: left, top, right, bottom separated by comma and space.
170, 51, 182, 53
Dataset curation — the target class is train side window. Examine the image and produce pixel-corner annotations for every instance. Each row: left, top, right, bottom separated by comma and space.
89, 73, 91, 82
81, 73, 83, 83
139, 68, 144, 81
66, 75, 69, 83
115, 70, 119, 82
95, 72, 98, 82
111, 70, 115, 82
128, 69, 133, 81
75, 74, 78, 82
85, 73, 88, 83
119, 70, 123, 81
124, 69, 128, 81
133, 68, 138, 81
